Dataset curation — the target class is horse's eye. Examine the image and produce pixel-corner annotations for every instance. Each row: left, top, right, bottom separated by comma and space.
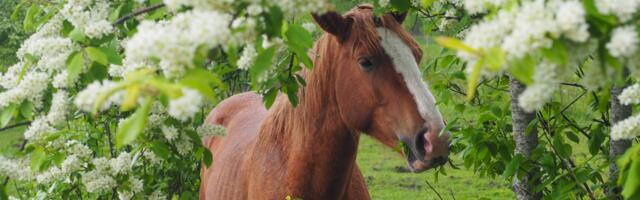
358, 58, 374, 71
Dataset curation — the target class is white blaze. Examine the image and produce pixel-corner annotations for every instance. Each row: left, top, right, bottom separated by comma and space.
376, 28, 443, 126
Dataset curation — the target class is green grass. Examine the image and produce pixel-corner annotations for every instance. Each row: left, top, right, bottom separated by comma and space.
357, 135, 514, 200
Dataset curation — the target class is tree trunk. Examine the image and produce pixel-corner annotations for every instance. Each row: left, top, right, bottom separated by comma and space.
509, 77, 541, 200
608, 84, 633, 199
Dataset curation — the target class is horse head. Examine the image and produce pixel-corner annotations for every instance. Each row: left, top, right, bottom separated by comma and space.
312, 5, 449, 172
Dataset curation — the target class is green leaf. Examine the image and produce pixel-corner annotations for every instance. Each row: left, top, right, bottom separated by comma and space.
263, 88, 278, 109
121, 85, 141, 112
67, 51, 85, 83
30, 147, 46, 172
507, 55, 535, 85
1, 103, 18, 128
150, 141, 171, 160
193, 45, 210, 67
23, 4, 42, 32
390, 0, 410, 12
284, 24, 314, 69
11, 2, 25, 21
466, 59, 483, 101
98, 47, 123, 65
485, 47, 505, 72
588, 129, 605, 155
503, 154, 524, 178
250, 46, 277, 82
434, 37, 478, 55
202, 149, 213, 167
542, 41, 568, 65
565, 130, 580, 143
85, 47, 109, 66
69, 28, 87, 43
180, 68, 225, 103
116, 98, 152, 147
263, 6, 284, 38
20, 101, 33, 120
622, 158, 640, 198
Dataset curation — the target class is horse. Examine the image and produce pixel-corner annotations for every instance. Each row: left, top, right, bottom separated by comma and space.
199, 5, 450, 200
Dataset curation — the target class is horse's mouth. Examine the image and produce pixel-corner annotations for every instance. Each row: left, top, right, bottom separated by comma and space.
401, 129, 445, 173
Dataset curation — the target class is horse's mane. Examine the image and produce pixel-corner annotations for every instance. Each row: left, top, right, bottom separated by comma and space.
255, 4, 423, 154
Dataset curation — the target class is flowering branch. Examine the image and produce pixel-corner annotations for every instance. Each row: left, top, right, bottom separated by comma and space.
0, 121, 31, 132
113, 3, 166, 25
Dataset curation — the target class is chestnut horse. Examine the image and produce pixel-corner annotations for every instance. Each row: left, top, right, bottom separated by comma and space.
200, 5, 449, 200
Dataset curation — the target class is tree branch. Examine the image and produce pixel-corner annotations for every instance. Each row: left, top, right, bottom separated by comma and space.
0, 121, 31, 132
113, 3, 166, 25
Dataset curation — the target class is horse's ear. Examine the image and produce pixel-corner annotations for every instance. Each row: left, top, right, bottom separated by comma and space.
312, 11, 352, 42
390, 12, 407, 24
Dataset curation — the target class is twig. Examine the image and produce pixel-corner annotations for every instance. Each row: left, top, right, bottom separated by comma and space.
113, 3, 166, 25
425, 180, 444, 200
0, 121, 31, 132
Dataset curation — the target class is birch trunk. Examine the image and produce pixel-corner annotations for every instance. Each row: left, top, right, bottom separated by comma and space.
509, 77, 541, 200
608, 84, 632, 199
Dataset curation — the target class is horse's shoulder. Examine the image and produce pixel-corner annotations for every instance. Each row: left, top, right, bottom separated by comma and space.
204, 92, 264, 126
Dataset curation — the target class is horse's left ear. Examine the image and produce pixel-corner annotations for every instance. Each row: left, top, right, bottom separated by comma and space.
390, 12, 407, 24
312, 11, 352, 43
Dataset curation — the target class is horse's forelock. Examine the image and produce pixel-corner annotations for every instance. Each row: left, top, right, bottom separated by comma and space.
340, 7, 422, 62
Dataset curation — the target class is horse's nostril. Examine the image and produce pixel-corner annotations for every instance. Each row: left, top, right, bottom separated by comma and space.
432, 157, 447, 166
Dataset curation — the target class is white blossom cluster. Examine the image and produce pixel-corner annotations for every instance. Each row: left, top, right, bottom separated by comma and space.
197, 123, 228, 137
237, 45, 258, 70
517, 61, 559, 112
612, 84, 640, 140
606, 26, 639, 58
455, 0, 637, 112
595, 0, 640, 22
59, 0, 114, 38
611, 114, 640, 140
74, 80, 124, 112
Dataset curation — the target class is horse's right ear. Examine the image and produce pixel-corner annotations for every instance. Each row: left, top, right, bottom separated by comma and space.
312, 11, 352, 43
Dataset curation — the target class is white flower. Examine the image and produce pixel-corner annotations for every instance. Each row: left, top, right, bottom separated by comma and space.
60, 0, 113, 39
619, 83, 640, 105
237, 45, 257, 70
74, 80, 124, 112
379, 0, 390, 7
502, 0, 557, 59
595, 0, 640, 22
82, 164, 117, 193
118, 190, 133, 200
149, 190, 166, 200
35, 167, 64, 184
52, 70, 73, 89
555, 1, 589, 42
168, 88, 203, 121
129, 176, 144, 193
175, 135, 193, 156
24, 117, 55, 141
611, 114, 640, 140
47, 91, 69, 126
17, 36, 75, 72
161, 125, 179, 142
124, 10, 231, 78
110, 152, 132, 175
518, 61, 559, 112
197, 124, 227, 137
61, 155, 83, 173
302, 22, 316, 33
606, 26, 639, 58
144, 150, 163, 165
0, 72, 50, 109
0, 157, 33, 181
66, 140, 93, 159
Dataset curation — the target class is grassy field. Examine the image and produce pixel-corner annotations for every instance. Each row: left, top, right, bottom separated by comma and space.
357, 135, 514, 200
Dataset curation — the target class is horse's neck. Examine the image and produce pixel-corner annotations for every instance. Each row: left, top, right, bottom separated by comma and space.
256, 55, 360, 198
